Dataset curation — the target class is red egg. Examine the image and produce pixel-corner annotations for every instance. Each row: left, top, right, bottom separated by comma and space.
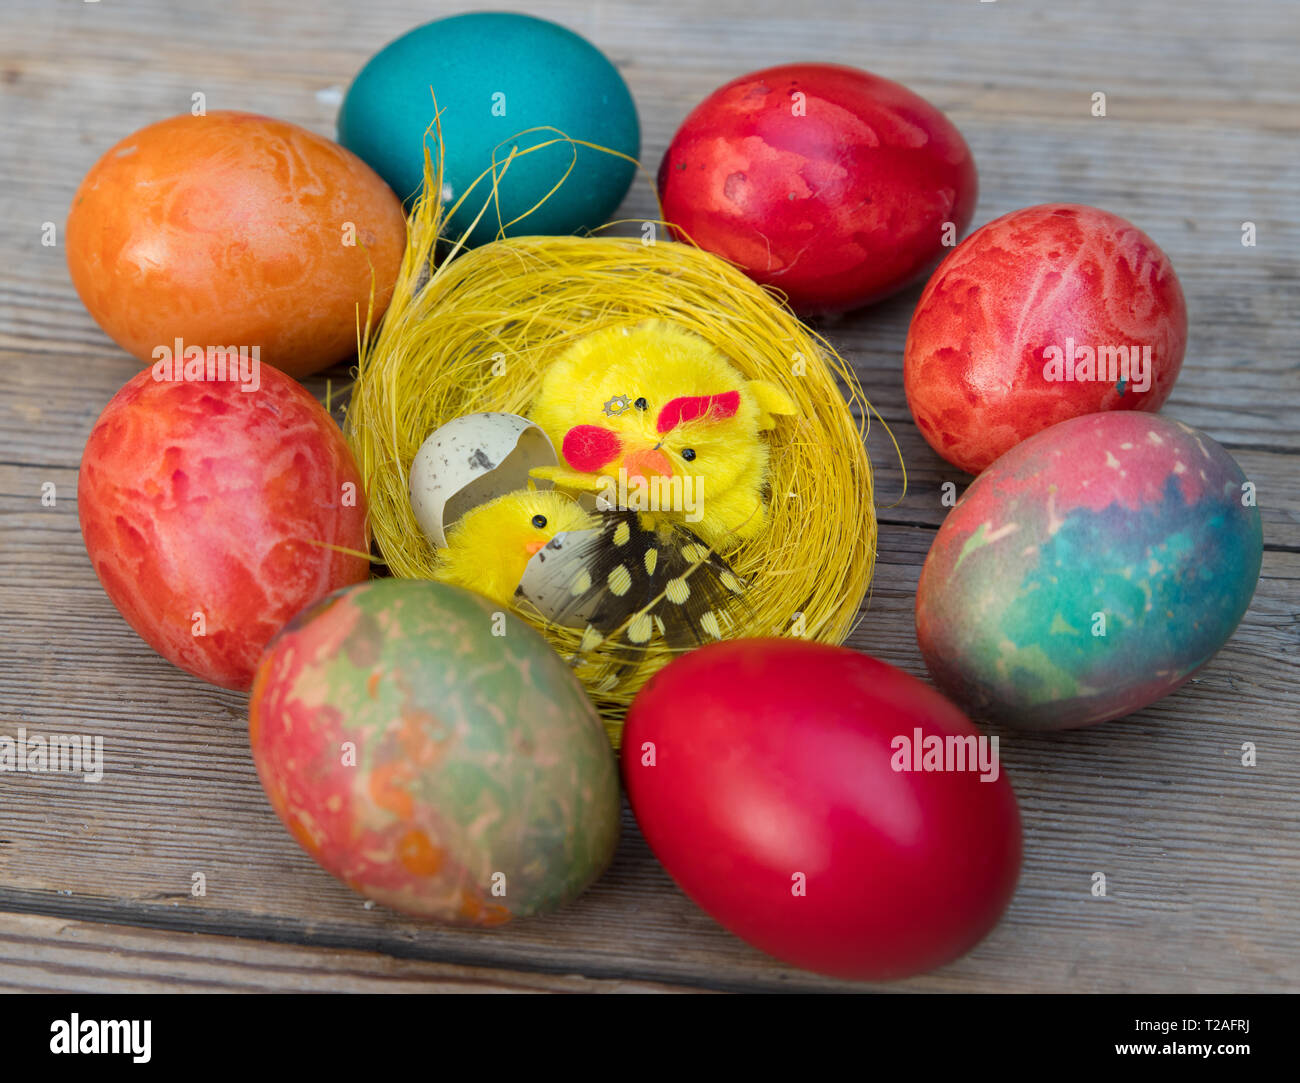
904, 203, 1188, 474
622, 640, 1022, 980
657, 63, 977, 313
78, 364, 369, 690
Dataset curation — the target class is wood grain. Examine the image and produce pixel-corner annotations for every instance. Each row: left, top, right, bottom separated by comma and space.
0, 911, 699, 992
0, 0, 1296, 993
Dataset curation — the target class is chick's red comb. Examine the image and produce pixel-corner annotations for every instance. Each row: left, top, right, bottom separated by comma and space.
656, 391, 741, 434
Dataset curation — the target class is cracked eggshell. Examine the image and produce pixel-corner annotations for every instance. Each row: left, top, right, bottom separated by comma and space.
409, 413, 557, 547
515, 528, 606, 629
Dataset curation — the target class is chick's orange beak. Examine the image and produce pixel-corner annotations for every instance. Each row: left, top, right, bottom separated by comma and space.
622, 447, 674, 481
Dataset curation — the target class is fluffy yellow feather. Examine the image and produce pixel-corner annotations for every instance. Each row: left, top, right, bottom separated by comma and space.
433, 489, 593, 606
528, 319, 796, 551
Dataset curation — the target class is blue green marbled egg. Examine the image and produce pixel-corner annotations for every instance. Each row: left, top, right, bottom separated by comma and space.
915, 412, 1263, 730
338, 12, 639, 245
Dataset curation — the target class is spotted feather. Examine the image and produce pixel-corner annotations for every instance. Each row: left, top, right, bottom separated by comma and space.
520, 508, 747, 652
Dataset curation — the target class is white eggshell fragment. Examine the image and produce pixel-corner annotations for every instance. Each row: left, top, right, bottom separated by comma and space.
514, 528, 606, 629
409, 413, 557, 546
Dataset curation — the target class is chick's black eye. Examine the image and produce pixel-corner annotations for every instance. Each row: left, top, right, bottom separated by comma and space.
531, 514, 547, 528
634, 397, 648, 411
681, 448, 696, 461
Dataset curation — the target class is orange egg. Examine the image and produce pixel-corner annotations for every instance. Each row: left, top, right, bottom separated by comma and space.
66, 111, 406, 379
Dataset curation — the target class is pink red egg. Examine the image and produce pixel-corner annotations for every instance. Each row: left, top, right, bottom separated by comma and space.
904, 203, 1188, 474
916, 412, 1262, 730
67, 111, 407, 380
623, 640, 1022, 980
78, 365, 369, 690
657, 63, 977, 314
249, 578, 620, 922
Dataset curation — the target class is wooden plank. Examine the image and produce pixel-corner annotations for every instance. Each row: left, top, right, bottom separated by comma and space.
0, 0, 1296, 992
0, 910, 699, 992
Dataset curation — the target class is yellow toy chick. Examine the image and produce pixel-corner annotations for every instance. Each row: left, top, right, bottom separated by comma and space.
433, 488, 593, 607
432, 487, 747, 652
528, 320, 797, 552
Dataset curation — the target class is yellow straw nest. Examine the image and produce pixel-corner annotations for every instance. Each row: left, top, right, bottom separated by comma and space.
345, 135, 879, 742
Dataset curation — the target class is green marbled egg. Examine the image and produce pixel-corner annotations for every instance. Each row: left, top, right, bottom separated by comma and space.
249, 577, 620, 923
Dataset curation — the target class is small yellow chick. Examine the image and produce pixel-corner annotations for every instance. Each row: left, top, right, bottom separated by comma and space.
433, 489, 594, 606
528, 319, 796, 551
433, 487, 748, 654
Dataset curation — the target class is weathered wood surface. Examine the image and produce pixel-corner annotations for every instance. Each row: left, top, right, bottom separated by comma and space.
0, 911, 698, 992
0, 0, 1296, 992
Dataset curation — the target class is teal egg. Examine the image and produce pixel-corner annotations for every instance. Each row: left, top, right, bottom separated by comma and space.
338, 12, 640, 246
